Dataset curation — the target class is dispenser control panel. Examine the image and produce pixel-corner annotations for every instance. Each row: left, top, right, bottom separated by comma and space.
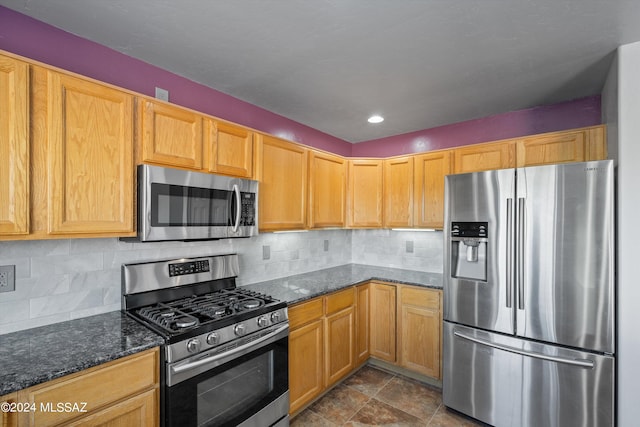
451, 222, 488, 238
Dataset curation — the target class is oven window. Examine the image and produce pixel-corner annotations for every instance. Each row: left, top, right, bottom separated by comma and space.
197, 351, 273, 426
151, 183, 231, 226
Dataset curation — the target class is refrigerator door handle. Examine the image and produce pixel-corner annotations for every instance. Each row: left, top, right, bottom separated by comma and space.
517, 197, 525, 310
453, 330, 594, 368
506, 198, 513, 308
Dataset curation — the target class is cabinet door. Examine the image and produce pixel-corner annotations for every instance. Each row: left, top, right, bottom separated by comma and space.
309, 150, 346, 228
370, 282, 396, 362
453, 141, 515, 173
414, 151, 451, 228
138, 98, 203, 170
289, 319, 324, 415
398, 286, 441, 379
256, 134, 308, 231
48, 72, 134, 235
516, 125, 607, 167
356, 284, 370, 365
65, 388, 157, 427
348, 159, 383, 228
206, 120, 254, 178
0, 56, 29, 236
325, 306, 355, 387
0, 392, 17, 427
383, 156, 414, 227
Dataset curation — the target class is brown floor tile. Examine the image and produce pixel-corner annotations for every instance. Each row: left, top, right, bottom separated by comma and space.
375, 376, 441, 421
344, 398, 426, 427
308, 384, 371, 425
291, 409, 339, 427
427, 405, 484, 427
342, 365, 395, 396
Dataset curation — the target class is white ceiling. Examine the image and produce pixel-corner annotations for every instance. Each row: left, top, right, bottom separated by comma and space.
3, 0, 640, 143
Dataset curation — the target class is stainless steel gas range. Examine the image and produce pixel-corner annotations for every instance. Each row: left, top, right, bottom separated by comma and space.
122, 253, 289, 427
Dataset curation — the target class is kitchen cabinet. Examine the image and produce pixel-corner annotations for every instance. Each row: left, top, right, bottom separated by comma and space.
369, 281, 397, 362
308, 150, 347, 228
46, 70, 135, 236
0, 392, 17, 427
288, 298, 324, 415
398, 285, 442, 379
205, 119, 254, 178
453, 140, 516, 174
413, 150, 452, 229
16, 347, 159, 427
515, 125, 607, 167
255, 134, 308, 231
355, 283, 371, 365
0, 55, 29, 236
383, 156, 414, 227
138, 97, 203, 170
324, 288, 356, 387
347, 159, 384, 228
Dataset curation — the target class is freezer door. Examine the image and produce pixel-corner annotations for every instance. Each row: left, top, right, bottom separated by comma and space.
443, 322, 615, 427
444, 169, 515, 334
515, 160, 615, 353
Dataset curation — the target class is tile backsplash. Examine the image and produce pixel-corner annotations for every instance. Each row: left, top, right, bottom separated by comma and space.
0, 229, 442, 334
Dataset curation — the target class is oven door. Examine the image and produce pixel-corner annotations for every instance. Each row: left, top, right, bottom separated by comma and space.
165, 324, 289, 427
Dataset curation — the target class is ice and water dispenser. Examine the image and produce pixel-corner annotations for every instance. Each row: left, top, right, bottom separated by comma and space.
450, 222, 488, 281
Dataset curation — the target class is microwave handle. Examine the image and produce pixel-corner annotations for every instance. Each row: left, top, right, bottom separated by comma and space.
232, 184, 241, 232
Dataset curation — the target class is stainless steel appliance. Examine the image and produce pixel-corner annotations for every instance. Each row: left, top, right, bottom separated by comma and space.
443, 160, 615, 427
122, 254, 289, 427
125, 164, 258, 242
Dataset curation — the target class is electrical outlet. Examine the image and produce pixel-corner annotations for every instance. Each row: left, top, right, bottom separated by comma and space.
155, 87, 169, 101
263, 245, 271, 260
406, 240, 414, 253
0, 265, 15, 293
323, 240, 329, 252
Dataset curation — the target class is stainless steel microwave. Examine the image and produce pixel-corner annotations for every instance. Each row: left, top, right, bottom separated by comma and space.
125, 165, 258, 242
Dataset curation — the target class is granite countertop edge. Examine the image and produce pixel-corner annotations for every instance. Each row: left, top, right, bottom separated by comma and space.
0, 311, 164, 396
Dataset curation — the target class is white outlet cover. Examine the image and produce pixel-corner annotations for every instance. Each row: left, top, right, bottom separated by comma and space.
155, 87, 169, 101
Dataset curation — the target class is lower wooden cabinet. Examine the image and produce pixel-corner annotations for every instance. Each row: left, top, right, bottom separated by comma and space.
324, 289, 356, 387
369, 282, 396, 362
355, 284, 370, 365
12, 347, 159, 427
0, 392, 18, 427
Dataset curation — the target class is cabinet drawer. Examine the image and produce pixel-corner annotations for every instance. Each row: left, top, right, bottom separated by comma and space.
325, 288, 355, 315
20, 348, 158, 427
289, 298, 323, 329
400, 286, 440, 309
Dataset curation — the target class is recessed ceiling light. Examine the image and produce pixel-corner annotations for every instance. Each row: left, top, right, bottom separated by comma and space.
367, 115, 384, 124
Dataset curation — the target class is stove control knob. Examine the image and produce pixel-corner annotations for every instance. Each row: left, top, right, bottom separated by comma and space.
206, 332, 220, 346
257, 316, 268, 327
271, 312, 281, 323
234, 323, 246, 336
187, 338, 201, 353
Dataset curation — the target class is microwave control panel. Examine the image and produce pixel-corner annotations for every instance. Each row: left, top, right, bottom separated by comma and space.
240, 193, 256, 226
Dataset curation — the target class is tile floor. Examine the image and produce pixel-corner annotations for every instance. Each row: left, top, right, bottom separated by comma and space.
290, 365, 485, 427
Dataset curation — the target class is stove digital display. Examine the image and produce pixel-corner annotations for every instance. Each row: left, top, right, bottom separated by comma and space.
169, 260, 210, 277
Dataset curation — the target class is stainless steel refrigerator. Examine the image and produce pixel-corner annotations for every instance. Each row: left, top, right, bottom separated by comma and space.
443, 160, 615, 427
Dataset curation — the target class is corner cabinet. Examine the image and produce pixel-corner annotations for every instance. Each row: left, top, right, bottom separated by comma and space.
0, 55, 29, 236
347, 159, 384, 228
308, 150, 346, 228
137, 97, 203, 170
46, 71, 135, 236
205, 120, 254, 178
255, 134, 308, 231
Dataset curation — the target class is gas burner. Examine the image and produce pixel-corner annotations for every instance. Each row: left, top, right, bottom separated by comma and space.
175, 316, 198, 328
242, 299, 261, 310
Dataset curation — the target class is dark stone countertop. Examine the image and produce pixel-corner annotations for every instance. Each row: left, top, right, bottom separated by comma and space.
241, 263, 443, 305
0, 311, 164, 396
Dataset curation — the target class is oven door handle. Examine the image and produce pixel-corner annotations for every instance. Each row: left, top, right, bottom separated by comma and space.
171, 324, 289, 376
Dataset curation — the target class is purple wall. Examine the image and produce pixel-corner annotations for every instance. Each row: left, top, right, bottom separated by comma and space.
0, 6, 352, 156
0, 6, 601, 159
352, 95, 602, 157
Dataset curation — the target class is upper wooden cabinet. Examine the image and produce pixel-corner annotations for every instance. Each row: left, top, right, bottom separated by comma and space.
453, 140, 516, 174
46, 71, 135, 236
0, 56, 29, 236
308, 150, 346, 228
347, 159, 383, 228
515, 125, 606, 167
205, 119, 254, 178
414, 150, 452, 229
255, 134, 308, 231
383, 156, 414, 228
138, 98, 203, 170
